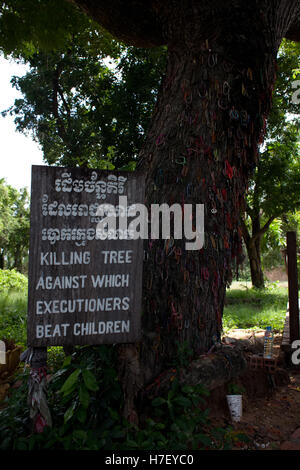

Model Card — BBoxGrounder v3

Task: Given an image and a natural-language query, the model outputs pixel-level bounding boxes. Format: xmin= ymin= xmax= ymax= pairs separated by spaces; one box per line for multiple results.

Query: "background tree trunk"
xmin=247 ymin=237 xmax=265 ymax=289
xmin=241 ymin=203 xmax=279 ymax=288
xmin=13 ymin=247 xmax=23 ymax=273
xmin=242 ymin=209 xmax=266 ymax=288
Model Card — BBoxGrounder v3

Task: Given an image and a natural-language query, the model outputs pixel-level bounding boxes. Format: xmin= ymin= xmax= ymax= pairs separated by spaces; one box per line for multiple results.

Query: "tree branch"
xmin=68 ymin=0 xmax=164 ymax=47
xmin=240 ymin=215 xmax=251 ymax=247
xmin=285 ymin=6 xmax=300 ymax=42
xmin=52 ymin=67 xmax=68 ymax=140
xmin=245 ymin=203 xmax=255 ymax=219
xmin=252 ymin=215 xmax=277 ymax=242
xmin=57 ymin=86 xmax=71 ymax=123
xmin=70 ymin=0 xmax=300 ymax=47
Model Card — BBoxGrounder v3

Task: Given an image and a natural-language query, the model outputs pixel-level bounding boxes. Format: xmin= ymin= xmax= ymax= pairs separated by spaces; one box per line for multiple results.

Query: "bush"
xmin=0 ymin=270 xmax=28 ymax=346
xmin=0 ymin=269 xmax=28 ymax=293
xmin=0 ymin=292 xmax=27 ymax=346
xmin=0 ymin=345 xmax=243 ymax=450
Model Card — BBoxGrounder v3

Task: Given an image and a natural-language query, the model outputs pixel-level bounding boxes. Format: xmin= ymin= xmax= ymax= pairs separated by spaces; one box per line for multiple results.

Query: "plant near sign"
xmin=59 ymin=358 xmax=99 ymax=425
xmin=0 ymin=345 xmax=248 ymax=450
xmin=50 ymin=346 xmax=122 ymax=432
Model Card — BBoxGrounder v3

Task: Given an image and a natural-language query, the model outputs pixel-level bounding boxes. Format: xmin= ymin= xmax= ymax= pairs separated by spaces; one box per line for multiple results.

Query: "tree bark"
xmin=136 ymin=2 xmax=287 ymax=387
xmin=143 ymin=346 xmax=248 ymax=400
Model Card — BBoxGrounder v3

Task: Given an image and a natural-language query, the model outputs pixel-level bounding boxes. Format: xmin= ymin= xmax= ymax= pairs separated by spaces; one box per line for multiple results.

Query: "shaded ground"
xmin=215 ymin=329 xmax=300 ymax=450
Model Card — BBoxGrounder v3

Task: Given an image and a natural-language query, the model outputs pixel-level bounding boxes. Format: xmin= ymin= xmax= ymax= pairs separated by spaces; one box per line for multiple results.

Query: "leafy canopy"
xmin=0 ymin=0 xmax=118 ymax=58
xmin=245 ymin=40 xmax=300 ymax=226
xmin=2 ymin=32 xmax=166 ymax=168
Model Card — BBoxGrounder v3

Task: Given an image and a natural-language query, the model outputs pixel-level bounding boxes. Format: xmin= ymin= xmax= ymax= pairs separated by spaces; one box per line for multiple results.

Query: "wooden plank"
xmin=27 ymin=165 xmax=145 ymax=347
xmin=287 ymin=231 xmax=299 ymax=343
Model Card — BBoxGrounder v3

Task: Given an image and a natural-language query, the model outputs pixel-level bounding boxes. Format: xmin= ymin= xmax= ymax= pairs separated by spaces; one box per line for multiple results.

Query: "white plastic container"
xmin=226 ymin=394 xmax=242 ymax=422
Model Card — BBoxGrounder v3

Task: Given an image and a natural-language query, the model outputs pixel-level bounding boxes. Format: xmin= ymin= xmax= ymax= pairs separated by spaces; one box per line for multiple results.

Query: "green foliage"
xmin=0 ymin=345 xmax=123 ymax=450
xmin=169 ymin=340 xmax=194 ymax=368
xmin=0 ymin=272 xmax=27 ymax=345
xmin=117 ymin=380 xmax=214 ymax=451
xmin=47 ymin=347 xmax=65 ymax=372
xmin=0 ymin=270 xmax=28 ymax=345
xmin=227 ymin=382 xmax=245 ymax=395
xmin=0 ymin=368 xmax=31 ymax=449
xmin=141 ymin=380 xmax=211 ymax=451
xmin=261 ymin=218 xmax=285 ymax=267
xmin=0 ymin=291 xmax=27 ymax=346
xmin=0 ymin=0 xmax=116 ymax=58
xmin=268 ymin=40 xmax=300 ymax=136
xmin=0 ymin=268 xmax=28 ymax=292
xmin=28 ymin=345 xmax=123 ymax=450
xmin=223 ymin=283 xmax=288 ymax=332
xmin=0 ymin=180 xmax=30 ymax=272
xmin=247 ymin=40 xmax=300 ymax=218
xmin=0 ymin=345 xmax=243 ymax=450
xmin=252 ymin=124 xmax=300 ymax=220
xmin=242 ymin=41 xmax=299 ymax=286
xmin=1 ymin=2 xmax=167 ymax=171
xmin=3 ymin=34 xmax=166 ymax=168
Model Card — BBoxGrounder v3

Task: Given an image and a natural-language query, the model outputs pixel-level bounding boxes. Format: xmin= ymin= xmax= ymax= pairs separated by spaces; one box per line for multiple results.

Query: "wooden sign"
xmin=27 ymin=165 xmax=145 ymax=347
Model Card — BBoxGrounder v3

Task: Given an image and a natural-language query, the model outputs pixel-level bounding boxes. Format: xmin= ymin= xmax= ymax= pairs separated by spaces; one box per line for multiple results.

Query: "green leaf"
xmin=197 ymin=434 xmax=212 ymax=447
xmin=151 ymin=397 xmax=166 ymax=407
xmin=15 ymin=438 xmax=28 ymax=450
xmin=60 ymin=369 xmax=81 ymax=395
xmin=108 ymin=407 xmax=120 ymax=422
xmin=82 ymin=369 xmax=99 ymax=392
xmin=72 ymin=430 xmax=88 ymax=442
xmin=62 ymin=355 xmax=72 ymax=368
xmin=76 ymin=406 xmax=87 ymax=424
xmin=79 ymin=384 xmax=90 ymax=409
xmin=174 ymin=396 xmax=192 ymax=408
xmin=111 ymin=427 xmax=125 ymax=439
xmin=64 ymin=401 xmax=77 ymax=424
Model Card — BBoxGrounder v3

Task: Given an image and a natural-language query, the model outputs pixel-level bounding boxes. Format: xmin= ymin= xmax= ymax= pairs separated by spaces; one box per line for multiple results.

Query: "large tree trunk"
xmin=135 ymin=2 xmax=288 ymax=387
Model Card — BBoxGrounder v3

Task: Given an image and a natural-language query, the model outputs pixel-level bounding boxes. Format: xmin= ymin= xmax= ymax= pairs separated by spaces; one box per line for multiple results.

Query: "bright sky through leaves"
xmin=0 ymin=56 xmax=44 ymax=190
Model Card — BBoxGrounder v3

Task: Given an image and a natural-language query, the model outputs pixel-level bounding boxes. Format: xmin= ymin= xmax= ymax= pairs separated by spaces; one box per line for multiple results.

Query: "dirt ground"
xmin=214 ymin=329 xmax=300 ymax=450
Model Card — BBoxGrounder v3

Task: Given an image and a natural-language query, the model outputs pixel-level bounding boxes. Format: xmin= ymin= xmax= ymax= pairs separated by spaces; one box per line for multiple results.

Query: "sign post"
xmin=287 ymin=231 xmax=299 ymax=344
xmin=27 ymin=165 xmax=145 ymax=431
